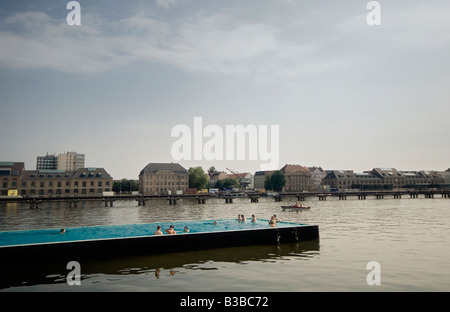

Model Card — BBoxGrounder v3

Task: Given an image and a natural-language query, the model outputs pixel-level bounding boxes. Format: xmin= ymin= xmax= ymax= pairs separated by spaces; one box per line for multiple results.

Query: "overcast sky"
xmin=1 ymin=0 xmax=449 ymax=179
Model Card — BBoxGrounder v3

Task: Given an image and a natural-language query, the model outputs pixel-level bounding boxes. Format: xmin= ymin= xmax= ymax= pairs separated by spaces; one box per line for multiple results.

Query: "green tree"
xmin=113 ymin=179 xmax=139 ymax=194
xmin=264 ymin=174 xmax=272 ymax=190
xmin=188 ymin=167 xmax=209 ymax=190
xmin=207 ymin=166 xmax=217 ymax=177
xmin=215 ymin=177 xmax=240 ymax=190
xmin=270 ymin=171 xmax=286 ymax=192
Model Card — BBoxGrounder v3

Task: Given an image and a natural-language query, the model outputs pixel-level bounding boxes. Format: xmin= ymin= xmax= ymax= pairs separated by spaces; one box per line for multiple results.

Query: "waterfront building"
xmin=36 ymin=154 xmax=58 ymax=170
xmin=232 ymin=172 xmax=254 ymax=189
xmin=441 ymin=169 xmax=450 ymax=187
xmin=308 ymin=167 xmax=327 ymax=191
xmin=280 ymin=164 xmax=313 ymax=192
xmin=209 ymin=171 xmax=228 ymax=186
xmin=371 ymin=168 xmax=404 ymax=189
xmin=19 ymin=168 xmax=113 ymax=197
xmin=254 ymin=170 xmax=275 ymax=190
xmin=322 ymin=170 xmax=382 ymax=191
xmin=57 ymin=152 xmax=85 ymax=171
xmin=399 ymin=171 xmax=427 ymax=189
xmin=418 ymin=170 xmax=445 ymax=188
xmin=322 ymin=167 xmax=448 ymax=191
xmin=0 ymin=162 xmax=25 ymax=196
xmin=139 ymin=163 xmax=189 ymax=195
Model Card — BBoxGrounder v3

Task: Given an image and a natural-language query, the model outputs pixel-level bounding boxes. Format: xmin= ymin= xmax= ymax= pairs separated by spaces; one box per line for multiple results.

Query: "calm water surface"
xmin=0 ymin=195 xmax=449 ymax=291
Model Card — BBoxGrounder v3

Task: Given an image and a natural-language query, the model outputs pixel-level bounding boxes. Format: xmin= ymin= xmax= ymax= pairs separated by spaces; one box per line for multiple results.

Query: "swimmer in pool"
xmin=154 ymin=225 xmax=163 ymax=235
xmin=269 ymin=215 xmax=281 ymax=227
xmin=60 ymin=228 xmax=65 ymax=234
xmin=241 ymin=214 xmax=246 ymax=222
xmin=237 ymin=214 xmax=242 ymax=222
xmin=164 ymin=225 xmax=177 ymax=235
xmin=184 ymin=226 xmax=189 ymax=233
xmin=251 ymin=214 xmax=256 ymax=223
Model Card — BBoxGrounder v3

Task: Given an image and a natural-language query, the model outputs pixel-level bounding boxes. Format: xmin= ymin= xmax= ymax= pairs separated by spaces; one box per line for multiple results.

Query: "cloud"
xmin=0 ymin=9 xmax=305 ymax=77
xmin=155 ymin=0 xmax=178 ymax=9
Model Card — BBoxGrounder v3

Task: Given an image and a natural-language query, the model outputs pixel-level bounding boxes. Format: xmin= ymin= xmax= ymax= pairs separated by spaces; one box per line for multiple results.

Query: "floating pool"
xmin=0 ymin=219 xmax=319 ymax=262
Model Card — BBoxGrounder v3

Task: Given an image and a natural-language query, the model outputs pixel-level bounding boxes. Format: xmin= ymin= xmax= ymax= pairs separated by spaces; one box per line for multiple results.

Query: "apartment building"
xmin=36 ymin=154 xmax=58 ymax=170
xmin=19 ymin=168 xmax=113 ymax=197
xmin=308 ymin=167 xmax=327 ymax=191
xmin=57 ymin=152 xmax=85 ymax=171
xmin=280 ymin=164 xmax=313 ymax=192
xmin=0 ymin=162 xmax=25 ymax=196
xmin=322 ymin=168 xmax=446 ymax=191
xmin=254 ymin=170 xmax=275 ymax=190
xmin=139 ymin=163 xmax=189 ymax=195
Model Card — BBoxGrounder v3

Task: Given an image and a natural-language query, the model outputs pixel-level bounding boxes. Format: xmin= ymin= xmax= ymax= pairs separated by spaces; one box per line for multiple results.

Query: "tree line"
xmin=189 ymin=166 xmax=286 ymax=191
xmin=113 ymin=167 xmax=287 ymax=193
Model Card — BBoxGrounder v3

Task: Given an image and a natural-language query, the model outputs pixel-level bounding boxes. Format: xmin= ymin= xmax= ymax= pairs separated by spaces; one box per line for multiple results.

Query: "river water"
xmin=0 ymin=195 xmax=449 ymax=292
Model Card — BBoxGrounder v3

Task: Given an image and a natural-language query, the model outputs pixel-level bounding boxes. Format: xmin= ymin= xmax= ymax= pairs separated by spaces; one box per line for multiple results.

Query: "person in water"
xmin=269 ymin=215 xmax=281 ymax=227
xmin=184 ymin=226 xmax=189 ymax=233
xmin=154 ymin=225 xmax=163 ymax=235
xmin=241 ymin=214 xmax=246 ymax=222
xmin=60 ymin=228 xmax=65 ymax=234
xmin=165 ymin=225 xmax=176 ymax=235
xmin=251 ymin=214 xmax=256 ymax=223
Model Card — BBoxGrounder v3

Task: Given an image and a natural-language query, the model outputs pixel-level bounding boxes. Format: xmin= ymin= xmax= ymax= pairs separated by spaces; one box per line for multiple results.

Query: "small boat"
xmin=281 ymin=203 xmax=311 ymax=211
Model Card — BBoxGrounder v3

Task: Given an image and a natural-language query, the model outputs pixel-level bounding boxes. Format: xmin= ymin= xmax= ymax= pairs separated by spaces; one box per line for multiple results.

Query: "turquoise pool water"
xmin=0 ymin=219 xmax=303 ymax=247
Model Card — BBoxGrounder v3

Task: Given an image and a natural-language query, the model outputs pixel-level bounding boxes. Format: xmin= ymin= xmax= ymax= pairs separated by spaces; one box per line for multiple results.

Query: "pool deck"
xmin=0 ymin=219 xmax=319 ymax=262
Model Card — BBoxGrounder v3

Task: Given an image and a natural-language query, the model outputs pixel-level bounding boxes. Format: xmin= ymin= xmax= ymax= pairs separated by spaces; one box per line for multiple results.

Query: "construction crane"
xmin=226 ymin=168 xmax=251 ymax=189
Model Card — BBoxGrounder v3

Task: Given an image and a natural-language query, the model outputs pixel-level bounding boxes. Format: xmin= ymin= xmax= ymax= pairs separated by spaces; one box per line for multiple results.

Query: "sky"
xmin=1 ymin=0 xmax=449 ymax=180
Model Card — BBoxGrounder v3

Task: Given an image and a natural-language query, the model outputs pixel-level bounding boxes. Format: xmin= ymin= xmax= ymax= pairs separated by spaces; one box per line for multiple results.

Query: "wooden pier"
xmin=2 ymin=189 xmax=449 ymax=208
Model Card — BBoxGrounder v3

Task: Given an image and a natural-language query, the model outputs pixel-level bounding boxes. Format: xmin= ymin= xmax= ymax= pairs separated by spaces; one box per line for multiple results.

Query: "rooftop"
xmin=139 ymin=163 xmax=188 ymax=176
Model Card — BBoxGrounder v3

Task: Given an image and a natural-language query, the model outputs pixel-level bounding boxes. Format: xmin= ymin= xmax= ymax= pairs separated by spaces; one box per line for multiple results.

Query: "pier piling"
xmin=197 ymin=197 xmax=206 ymax=204
xmin=224 ymin=197 xmax=233 ymax=203
xmin=67 ymin=199 xmax=79 ymax=208
xmin=136 ymin=197 xmax=147 ymax=206
xmin=103 ymin=198 xmax=115 ymax=207
xmin=250 ymin=196 xmax=259 ymax=203
xmin=27 ymin=199 xmax=41 ymax=209
xmin=273 ymin=195 xmax=282 ymax=202
xmin=167 ymin=197 xmax=178 ymax=205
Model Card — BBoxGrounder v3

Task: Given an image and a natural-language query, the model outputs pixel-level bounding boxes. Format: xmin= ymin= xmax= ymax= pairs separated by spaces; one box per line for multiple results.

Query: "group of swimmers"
xmin=237 ymin=214 xmax=257 ymax=222
xmin=153 ymin=214 xmax=283 ymax=235
xmin=153 ymin=225 xmax=190 ymax=235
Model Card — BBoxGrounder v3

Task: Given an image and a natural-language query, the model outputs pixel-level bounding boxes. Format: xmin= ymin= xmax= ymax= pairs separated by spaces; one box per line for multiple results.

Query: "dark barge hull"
xmin=0 ymin=225 xmax=319 ymax=263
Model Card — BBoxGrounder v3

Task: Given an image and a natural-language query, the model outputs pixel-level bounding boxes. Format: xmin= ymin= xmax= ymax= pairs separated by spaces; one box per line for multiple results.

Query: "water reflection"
xmin=0 ymin=240 xmax=319 ymax=291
